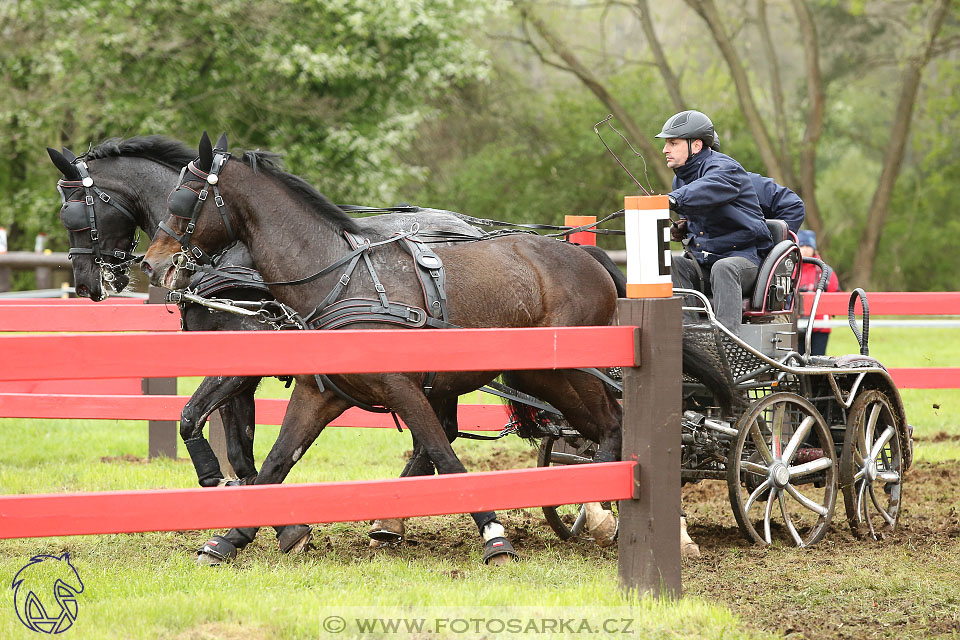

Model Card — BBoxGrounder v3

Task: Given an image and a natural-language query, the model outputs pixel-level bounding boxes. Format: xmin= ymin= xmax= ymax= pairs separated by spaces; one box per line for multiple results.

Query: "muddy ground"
xmin=325 ymin=445 xmax=960 ymax=640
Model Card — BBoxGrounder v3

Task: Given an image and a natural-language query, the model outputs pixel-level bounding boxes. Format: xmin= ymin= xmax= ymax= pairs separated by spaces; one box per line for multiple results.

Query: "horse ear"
xmin=61 ymin=147 xmax=78 ymax=163
xmin=47 ymin=147 xmax=80 ymax=180
xmin=215 ymin=132 xmax=228 ymax=152
xmin=198 ymin=131 xmax=213 ymax=172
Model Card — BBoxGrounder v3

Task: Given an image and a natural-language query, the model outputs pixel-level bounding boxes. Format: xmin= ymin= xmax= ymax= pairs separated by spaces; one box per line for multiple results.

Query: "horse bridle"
xmin=57 ymin=158 xmax=142 ymax=282
xmin=158 ymin=149 xmax=235 ymax=266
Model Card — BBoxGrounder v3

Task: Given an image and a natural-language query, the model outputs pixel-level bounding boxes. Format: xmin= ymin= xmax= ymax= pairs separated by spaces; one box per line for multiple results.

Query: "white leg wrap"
xmin=482 ymin=522 xmax=505 ymax=542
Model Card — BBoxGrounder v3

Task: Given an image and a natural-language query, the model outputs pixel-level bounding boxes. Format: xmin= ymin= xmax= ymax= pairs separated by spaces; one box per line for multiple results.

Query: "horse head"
xmin=142 ymin=132 xmax=255 ymax=290
xmin=48 ymin=146 xmax=145 ymax=299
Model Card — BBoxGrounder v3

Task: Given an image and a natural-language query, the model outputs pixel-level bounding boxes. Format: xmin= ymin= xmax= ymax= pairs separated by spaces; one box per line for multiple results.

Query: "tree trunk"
xmin=790 ymin=0 xmax=825 ymax=241
xmin=756 ymin=0 xmax=797 ymax=189
xmin=684 ymin=0 xmax=785 ymax=183
xmin=634 ymin=0 xmax=686 ymax=112
xmin=515 ymin=2 xmax=675 ymax=189
xmin=849 ymin=0 xmax=951 ymax=288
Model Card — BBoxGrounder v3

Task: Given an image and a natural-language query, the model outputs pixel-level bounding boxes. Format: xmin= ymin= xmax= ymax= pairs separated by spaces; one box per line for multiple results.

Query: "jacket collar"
xmin=673 ymin=146 xmax=712 ymax=182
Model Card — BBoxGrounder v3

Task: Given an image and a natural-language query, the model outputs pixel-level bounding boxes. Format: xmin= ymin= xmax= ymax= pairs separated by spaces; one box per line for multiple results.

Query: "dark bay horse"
xmin=142 ymin=133 xmax=624 ymax=564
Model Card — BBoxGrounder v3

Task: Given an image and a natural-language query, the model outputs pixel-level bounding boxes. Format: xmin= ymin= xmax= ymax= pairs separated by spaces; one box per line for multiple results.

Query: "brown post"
xmin=617 ymin=296 xmax=682 ymax=597
xmin=35 ymin=266 xmax=52 ymax=290
xmin=207 ymin=411 xmax=236 ymax=478
xmin=0 ymin=266 xmax=10 ymax=293
xmin=143 ymin=285 xmax=178 ymax=459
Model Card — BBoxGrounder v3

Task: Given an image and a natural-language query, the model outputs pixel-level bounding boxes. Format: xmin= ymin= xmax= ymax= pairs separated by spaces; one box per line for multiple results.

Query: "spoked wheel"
xmin=727 ymin=393 xmax=838 ymax=547
xmin=537 ymin=436 xmax=613 ymax=540
xmin=840 ymin=390 xmax=903 ymax=539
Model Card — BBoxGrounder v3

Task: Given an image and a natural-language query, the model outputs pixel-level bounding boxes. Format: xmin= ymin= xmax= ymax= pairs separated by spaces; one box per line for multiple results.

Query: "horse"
xmin=47 ymin=137 xmax=495 ymax=488
xmin=141 ymin=132 xmax=628 ymax=565
xmin=48 ymin=136 xmax=634 ymax=557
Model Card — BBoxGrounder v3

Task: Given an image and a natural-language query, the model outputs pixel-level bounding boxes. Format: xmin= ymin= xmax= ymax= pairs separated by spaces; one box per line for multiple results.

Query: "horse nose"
xmin=76 ymin=283 xmax=90 ymax=298
xmin=140 ymin=260 xmax=154 ymax=277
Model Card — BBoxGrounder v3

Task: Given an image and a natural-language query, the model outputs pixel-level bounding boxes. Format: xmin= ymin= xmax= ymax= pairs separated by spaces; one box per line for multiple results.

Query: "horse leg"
xmin=181 ymin=375 xmax=259 ymax=487
xmin=680 ymin=514 xmax=701 ymax=558
xmin=382 ymin=379 xmax=517 ymax=565
xmin=216 ymin=388 xmax=260 ymax=484
xmin=197 ymin=380 xmax=351 ymax=566
xmin=503 ymin=370 xmax=622 ymax=547
xmin=369 ymin=397 xmax=457 ymax=546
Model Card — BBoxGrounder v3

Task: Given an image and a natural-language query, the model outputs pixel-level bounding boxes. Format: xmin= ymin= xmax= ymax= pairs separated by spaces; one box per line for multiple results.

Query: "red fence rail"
xmin=0 ymin=463 xmax=636 ymax=538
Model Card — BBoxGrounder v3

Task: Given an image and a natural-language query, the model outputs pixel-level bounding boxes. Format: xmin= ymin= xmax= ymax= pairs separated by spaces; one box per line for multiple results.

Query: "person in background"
xmin=797 ymin=229 xmax=840 ymax=355
xmin=711 ymin=134 xmax=805 ymax=234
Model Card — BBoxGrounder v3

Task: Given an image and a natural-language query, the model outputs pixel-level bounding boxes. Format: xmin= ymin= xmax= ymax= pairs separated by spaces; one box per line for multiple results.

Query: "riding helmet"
xmin=655 ymin=110 xmax=716 ymax=149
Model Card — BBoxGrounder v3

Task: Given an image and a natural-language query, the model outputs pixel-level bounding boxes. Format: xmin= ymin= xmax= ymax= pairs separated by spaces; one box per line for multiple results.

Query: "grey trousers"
xmin=673 ymin=254 xmax=759 ymax=336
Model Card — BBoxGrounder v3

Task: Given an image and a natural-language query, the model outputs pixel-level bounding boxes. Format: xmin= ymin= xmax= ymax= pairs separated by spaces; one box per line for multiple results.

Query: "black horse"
xmin=47 ymin=137 xmax=627 ymax=484
xmin=141 ymin=132 xmax=630 ymax=564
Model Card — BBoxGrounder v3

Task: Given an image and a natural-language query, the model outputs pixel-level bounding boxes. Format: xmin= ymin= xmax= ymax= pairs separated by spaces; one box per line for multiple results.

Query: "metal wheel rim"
xmin=727 ymin=392 xmax=838 ymax=547
xmin=537 ymin=437 xmax=610 ymax=540
xmin=840 ymin=390 xmax=903 ymax=539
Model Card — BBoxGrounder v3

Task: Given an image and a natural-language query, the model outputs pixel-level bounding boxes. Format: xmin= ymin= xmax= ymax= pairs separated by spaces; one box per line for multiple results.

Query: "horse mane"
xmin=84 ymin=135 xmax=197 ymax=170
xmin=239 ymin=150 xmax=360 ymax=233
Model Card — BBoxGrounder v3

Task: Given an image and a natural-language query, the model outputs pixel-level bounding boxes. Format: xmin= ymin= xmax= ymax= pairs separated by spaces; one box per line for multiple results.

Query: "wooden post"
xmin=0 ymin=267 xmax=10 ymax=293
xmin=616 ymin=295 xmax=682 ymax=597
xmin=207 ymin=411 xmax=236 ymax=478
xmin=564 ymin=215 xmax=597 ymax=246
xmin=143 ymin=285 xmax=178 ymax=459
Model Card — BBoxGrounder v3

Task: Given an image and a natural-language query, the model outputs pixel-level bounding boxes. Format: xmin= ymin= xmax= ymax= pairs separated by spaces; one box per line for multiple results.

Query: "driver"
xmin=657 ymin=110 xmax=773 ymax=335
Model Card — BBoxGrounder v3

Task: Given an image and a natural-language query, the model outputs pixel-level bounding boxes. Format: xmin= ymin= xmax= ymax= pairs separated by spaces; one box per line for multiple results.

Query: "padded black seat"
xmin=742 ymin=220 xmax=801 ymax=316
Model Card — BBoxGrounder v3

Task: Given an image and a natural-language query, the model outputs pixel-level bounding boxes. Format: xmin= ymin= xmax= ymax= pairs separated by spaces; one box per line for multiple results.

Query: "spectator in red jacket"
xmin=797 ymin=230 xmax=840 ymax=355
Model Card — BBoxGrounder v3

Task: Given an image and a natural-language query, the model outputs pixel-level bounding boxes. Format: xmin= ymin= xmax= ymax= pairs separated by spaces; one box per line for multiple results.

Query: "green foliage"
xmin=403 ymin=68 xmax=677 ymax=247
xmin=0 ymin=0 xmax=498 ymax=254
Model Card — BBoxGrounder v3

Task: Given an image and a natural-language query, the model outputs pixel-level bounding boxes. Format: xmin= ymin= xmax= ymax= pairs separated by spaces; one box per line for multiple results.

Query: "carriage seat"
xmin=742 ymin=220 xmax=801 ymax=318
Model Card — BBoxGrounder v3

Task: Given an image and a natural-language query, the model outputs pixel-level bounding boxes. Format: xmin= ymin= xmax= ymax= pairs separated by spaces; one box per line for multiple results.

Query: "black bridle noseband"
xmin=57 ymin=158 xmax=142 ymax=282
xmin=158 ymin=149 xmax=235 ymax=266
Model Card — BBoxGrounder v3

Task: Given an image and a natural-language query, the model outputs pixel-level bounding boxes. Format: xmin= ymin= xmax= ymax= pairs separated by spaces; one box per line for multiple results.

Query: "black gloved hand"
xmin=670 ymin=218 xmax=688 ymax=242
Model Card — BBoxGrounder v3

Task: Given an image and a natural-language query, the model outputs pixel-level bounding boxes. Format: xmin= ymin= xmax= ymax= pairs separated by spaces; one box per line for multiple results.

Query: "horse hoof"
xmin=682 ymin=541 xmax=701 ymax=558
xmin=278 ymin=524 xmax=313 ymax=554
xmin=483 ymin=537 xmax=519 ymax=565
xmin=196 ymin=536 xmax=237 ymax=566
xmin=592 ymin=512 xmax=619 ymax=548
xmin=368 ymin=519 xmax=405 ymax=544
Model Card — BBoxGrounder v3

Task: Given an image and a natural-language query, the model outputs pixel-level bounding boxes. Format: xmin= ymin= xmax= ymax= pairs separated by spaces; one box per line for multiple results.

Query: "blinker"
xmin=61 ymin=201 xmax=90 ymax=231
xmin=168 ymin=186 xmax=199 ymax=218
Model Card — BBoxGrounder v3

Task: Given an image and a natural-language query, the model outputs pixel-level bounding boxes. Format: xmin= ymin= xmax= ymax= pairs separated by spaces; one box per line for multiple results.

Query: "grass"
xmin=0 ymin=322 xmax=956 ymax=639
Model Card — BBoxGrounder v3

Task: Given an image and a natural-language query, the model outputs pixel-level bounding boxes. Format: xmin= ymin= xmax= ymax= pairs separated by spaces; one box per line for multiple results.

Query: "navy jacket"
xmin=670 ymin=148 xmax=773 ymax=267
xmin=749 ymin=172 xmax=805 ymax=234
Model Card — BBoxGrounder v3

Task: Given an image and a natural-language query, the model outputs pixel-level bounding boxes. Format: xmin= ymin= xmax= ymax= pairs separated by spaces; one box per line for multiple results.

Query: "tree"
xmin=0 ymin=0 xmax=496 ymax=255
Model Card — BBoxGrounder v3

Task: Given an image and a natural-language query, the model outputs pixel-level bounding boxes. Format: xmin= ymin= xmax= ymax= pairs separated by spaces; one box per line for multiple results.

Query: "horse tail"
xmin=681 ymin=339 xmax=743 ymax=414
xmin=578 ymin=245 xmax=626 ymax=297
xmin=500 ymin=373 xmax=553 ymax=442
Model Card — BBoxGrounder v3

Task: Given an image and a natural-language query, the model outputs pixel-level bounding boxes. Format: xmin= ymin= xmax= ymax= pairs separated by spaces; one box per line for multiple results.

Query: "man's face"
xmin=663 ymin=138 xmax=702 ymax=168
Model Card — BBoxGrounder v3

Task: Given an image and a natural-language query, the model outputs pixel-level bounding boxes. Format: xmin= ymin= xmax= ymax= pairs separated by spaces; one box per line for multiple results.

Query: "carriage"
xmin=538 ymin=220 xmax=912 ymax=547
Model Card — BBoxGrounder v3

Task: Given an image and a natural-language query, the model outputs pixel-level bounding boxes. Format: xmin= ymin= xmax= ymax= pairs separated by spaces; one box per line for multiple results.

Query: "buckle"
xmin=406 ymin=308 xmax=424 ymax=324
xmin=85 ymin=195 xmax=95 ymax=206
xmin=338 ymin=274 xmax=350 ymax=286
xmin=214 ymin=195 xmax=224 ymax=207
xmin=375 ymin=283 xmax=385 ymax=293
xmin=185 ymin=221 xmax=196 ymax=234
xmin=191 ymin=246 xmax=203 ymax=259
xmin=90 ymin=229 xmax=99 ymax=241
xmin=198 ymin=189 xmax=207 ymax=201
xmin=98 ymin=191 xmax=111 ymax=202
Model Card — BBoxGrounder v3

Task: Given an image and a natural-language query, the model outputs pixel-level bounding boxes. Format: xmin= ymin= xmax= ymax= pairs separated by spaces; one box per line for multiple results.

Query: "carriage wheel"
xmin=840 ymin=390 xmax=903 ymax=539
xmin=726 ymin=392 xmax=837 ymax=547
xmin=537 ymin=436 xmax=612 ymax=540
